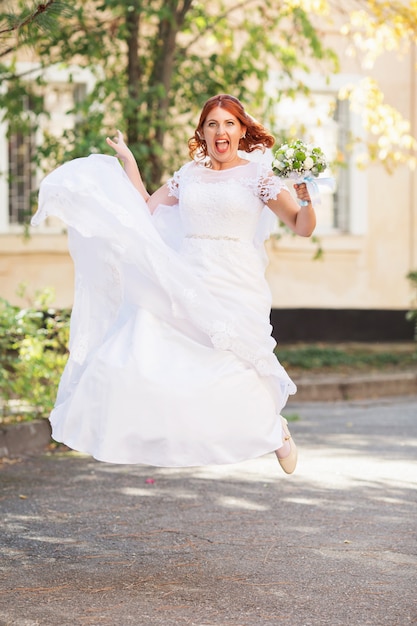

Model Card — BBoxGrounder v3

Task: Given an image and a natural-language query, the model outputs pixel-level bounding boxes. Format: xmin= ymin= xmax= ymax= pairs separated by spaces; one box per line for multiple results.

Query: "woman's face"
xmin=201 ymin=106 xmax=246 ymax=170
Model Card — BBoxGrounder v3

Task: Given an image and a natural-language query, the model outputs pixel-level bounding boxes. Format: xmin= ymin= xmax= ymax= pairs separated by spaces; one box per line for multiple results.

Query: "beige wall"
xmin=1 ymin=159 xmax=415 ymax=313
xmin=266 ymin=163 xmax=415 ymax=310
xmin=0 ymin=234 xmax=74 ymax=308
xmin=265 ymin=38 xmax=417 ymax=311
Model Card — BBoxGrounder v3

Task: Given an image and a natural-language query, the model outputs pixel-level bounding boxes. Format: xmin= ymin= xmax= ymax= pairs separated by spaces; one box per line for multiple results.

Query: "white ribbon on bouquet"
xmin=283 ymin=172 xmax=336 ymax=206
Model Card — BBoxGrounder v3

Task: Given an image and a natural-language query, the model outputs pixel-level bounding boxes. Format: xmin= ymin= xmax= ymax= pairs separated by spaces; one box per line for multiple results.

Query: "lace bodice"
xmin=167 ymin=161 xmax=287 ymax=242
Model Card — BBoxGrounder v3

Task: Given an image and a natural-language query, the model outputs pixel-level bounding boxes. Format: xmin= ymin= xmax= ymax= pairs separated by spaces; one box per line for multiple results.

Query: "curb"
xmin=291 ymin=370 xmax=417 ymax=402
xmin=0 ymin=419 xmax=52 ymax=459
xmin=1 ymin=372 xmax=416 ymax=459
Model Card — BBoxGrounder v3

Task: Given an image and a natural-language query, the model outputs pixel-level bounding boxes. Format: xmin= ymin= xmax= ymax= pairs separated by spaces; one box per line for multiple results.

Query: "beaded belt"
xmin=185 ymin=234 xmax=240 ymax=242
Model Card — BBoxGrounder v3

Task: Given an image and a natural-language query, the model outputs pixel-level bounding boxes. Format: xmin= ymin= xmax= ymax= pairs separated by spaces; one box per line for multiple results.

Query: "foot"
xmin=275 ymin=416 xmax=298 ymax=474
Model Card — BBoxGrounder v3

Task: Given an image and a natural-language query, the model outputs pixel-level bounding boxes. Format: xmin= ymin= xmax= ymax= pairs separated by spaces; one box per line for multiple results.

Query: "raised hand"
xmin=106 ymin=130 xmax=134 ymax=164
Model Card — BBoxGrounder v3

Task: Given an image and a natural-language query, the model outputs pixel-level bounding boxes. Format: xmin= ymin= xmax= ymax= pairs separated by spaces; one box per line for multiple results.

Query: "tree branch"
xmin=0 ymin=1 xmax=57 ymax=36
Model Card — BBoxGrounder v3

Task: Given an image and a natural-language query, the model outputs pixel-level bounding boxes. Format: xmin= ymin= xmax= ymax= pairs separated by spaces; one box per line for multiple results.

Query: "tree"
xmin=337 ymin=0 xmax=417 ymax=172
xmin=1 ymin=0 xmax=338 ymax=188
xmin=0 ymin=0 xmax=416 ymax=191
xmin=0 ymin=1 xmax=71 ymax=58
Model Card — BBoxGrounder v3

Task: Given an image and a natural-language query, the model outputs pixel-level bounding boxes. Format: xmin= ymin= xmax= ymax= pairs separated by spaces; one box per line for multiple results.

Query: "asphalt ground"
xmin=1 ymin=395 xmax=416 ymax=626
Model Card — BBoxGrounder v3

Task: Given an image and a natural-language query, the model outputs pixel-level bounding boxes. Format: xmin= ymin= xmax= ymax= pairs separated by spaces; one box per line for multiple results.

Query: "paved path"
xmin=1 ymin=396 xmax=416 ymax=626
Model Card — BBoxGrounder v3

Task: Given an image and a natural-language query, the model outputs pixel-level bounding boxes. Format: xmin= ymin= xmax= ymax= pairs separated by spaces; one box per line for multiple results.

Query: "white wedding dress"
xmin=31 ymin=154 xmax=296 ymax=466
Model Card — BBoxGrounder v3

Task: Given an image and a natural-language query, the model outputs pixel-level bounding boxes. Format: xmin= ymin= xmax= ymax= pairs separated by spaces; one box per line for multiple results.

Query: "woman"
xmin=32 ymin=94 xmax=316 ymax=472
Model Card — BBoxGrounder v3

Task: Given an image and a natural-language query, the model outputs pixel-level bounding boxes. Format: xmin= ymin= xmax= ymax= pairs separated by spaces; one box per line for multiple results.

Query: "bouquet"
xmin=272 ymin=140 xmax=331 ymax=206
xmin=272 ymin=139 xmax=328 ymax=178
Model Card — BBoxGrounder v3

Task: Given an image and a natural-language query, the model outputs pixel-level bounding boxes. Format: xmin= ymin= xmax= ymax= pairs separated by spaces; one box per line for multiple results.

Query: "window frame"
xmin=266 ymin=72 xmax=368 ymax=236
xmin=0 ymin=62 xmax=96 ymax=234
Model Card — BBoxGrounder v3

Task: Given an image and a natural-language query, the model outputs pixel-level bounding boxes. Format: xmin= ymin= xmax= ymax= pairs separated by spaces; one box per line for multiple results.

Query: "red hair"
xmin=188 ymin=94 xmax=275 ymax=161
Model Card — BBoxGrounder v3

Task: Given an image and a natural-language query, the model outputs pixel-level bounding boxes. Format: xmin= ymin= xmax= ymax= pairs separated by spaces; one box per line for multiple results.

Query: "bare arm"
xmin=106 ymin=130 xmax=177 ymax=214
xmin=267 ymin=181 xmax=316 ymax=237
xmin=106 ymin=131 xmax=150 ymax=201
xmin=147 ymin=183 xmax=177 ymax=214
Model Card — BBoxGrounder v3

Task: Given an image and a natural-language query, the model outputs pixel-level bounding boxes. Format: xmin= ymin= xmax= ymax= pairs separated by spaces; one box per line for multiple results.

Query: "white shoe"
xmin=275 ymin=416 xmax=298 ymax=474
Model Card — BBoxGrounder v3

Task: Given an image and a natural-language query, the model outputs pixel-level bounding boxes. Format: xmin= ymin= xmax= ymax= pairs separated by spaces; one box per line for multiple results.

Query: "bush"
xmin=0 ymin=288 xmax=70 ymax=422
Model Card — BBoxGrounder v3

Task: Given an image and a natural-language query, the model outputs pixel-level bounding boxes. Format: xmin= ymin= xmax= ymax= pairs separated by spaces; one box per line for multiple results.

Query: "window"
xmin=272 ymin=92 xmax=343 ymax=234
xmin=333 ymin=98 xmax=350 ymax=232
xmin=8 ymin=102 xmax=37 ymax=225
xmin=0 ymin=63 xmax=96 ymax=233
xmin=268 ymin=73 xmax=367 ymax=236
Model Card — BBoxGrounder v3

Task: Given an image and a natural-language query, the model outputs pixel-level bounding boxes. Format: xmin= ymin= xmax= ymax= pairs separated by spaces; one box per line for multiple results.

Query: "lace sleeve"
xmin=166 ymin=162 xmax=195 ymax=199
xmin=256 ymin=164 xmax=289 ymax=203
xmin=166 ymin=169 xmax=180 ymax=199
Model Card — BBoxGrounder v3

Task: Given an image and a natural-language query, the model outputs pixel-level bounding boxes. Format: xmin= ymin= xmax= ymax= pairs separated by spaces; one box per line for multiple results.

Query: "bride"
xmin=32 ymin=94 xmax=316 ymax=473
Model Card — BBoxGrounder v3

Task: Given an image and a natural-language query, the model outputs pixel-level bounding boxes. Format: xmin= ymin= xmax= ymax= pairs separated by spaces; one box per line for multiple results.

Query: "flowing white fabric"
xmin=31 ymin=154 xmax=296 ymax=466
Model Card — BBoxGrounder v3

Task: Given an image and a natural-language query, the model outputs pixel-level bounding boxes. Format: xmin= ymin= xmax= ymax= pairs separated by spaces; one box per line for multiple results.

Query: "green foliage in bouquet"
xmin=272 ymin=140 xmax=328 ymax=178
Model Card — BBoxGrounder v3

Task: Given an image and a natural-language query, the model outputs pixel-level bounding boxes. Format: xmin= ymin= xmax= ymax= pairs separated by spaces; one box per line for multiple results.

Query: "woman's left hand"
xmin=294 ymin=182 xmax=312 ymax=205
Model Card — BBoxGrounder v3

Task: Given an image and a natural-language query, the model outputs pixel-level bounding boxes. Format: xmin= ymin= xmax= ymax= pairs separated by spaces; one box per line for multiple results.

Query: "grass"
xmin=275 ymin=342 xmax=417 ymax=377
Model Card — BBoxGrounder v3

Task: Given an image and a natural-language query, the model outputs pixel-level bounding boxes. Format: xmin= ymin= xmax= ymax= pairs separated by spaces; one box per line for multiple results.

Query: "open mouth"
xmin=215 ymin=139 xmax=229 ymax=153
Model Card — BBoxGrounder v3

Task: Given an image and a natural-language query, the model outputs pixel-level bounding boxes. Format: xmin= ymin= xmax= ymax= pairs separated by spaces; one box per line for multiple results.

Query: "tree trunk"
xmin=125 ymin=5 xmax=141 ymax=147
xmin=148 ymin=0 xmax=194 ymax=186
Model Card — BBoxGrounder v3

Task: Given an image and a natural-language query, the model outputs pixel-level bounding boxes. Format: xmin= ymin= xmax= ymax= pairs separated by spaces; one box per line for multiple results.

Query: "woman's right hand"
xmin=106 ymin=130 xmax=134 ymax=164
xmin=106 ymin=130 xmax=150 ymax=202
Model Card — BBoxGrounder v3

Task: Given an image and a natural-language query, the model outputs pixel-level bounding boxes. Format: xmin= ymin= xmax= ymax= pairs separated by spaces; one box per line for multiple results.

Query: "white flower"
xmin=272 ymin=140 xmax=328 ymax=178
